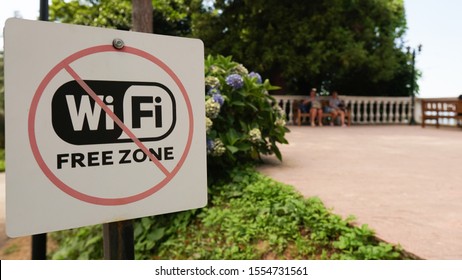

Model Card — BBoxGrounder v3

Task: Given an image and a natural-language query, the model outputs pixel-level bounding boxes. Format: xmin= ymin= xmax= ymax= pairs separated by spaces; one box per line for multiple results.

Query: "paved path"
xmin=257 ymin=125 xmax=462 ymax=260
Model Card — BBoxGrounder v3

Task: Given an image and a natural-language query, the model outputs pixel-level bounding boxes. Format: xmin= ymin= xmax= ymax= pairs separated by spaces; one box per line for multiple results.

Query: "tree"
xmin=49 ymin=0 xmax=414 ymax=96
xmin=50 ymin=0 xmax=132 ymax=30
xmin=132 ymin=0 xmax=153 ymax=33
xmin=192 ymin=0 xmax=413 ymax=96
xmin=50 ymin=0 xmax=195 ymax=36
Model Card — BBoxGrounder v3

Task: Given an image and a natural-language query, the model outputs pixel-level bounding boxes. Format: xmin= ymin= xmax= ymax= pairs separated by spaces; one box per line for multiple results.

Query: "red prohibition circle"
xmin=28 ymin=45 xmax=194 ymax=206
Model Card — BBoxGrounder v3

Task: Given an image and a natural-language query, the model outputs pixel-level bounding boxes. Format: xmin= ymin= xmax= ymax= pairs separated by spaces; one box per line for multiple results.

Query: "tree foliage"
xmin=50 ymin=0 xmax=196 ymax=36
xmin=50 ymin=0 xmax=132 ymax=30
xmin=49 ymin=0 xmax=416 ymax=96
xmin=193 ymin=0 xmax=413 ymax=96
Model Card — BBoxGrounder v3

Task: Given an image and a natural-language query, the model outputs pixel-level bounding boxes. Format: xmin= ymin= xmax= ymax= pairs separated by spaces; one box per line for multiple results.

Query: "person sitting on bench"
xmin=325 ymin=90 xmax=346 ymax=127
xmin=302 ymin=88 xmax=323 ymax=127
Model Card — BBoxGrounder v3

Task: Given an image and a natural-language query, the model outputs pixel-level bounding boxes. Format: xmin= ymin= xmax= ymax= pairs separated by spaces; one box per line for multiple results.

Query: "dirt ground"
xmin=1 ymin=236 xmax=38 ymax=260
xmin=0 ymin=236 xmax=58 ymax=260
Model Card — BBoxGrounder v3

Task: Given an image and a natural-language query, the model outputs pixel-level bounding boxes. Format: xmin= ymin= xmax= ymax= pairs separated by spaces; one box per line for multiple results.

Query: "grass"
xmin=2 ymin=244 xmax=20 ymax=255
xmin=51 ymin=165 xmax=411 ymax=260
xmin=0 ymin=148 xmax=4 ymax=172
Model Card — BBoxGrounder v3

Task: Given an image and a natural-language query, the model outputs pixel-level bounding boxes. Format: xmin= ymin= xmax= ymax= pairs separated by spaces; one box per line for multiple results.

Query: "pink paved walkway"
xmin=257 ymin=125 xmax=462 ymax=260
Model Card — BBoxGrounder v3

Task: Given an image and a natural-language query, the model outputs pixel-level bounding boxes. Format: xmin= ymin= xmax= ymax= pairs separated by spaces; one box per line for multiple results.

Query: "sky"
xmin=1 ymin=0 xmax=462 ymax=98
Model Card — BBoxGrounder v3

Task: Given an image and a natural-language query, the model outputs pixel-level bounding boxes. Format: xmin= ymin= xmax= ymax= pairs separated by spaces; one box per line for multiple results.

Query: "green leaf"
xmin=231 ymin=101 xmax=246 ymax=106
xmin=226 ymin=145 xmax=239 ymax=154
xmin=141 ymin=217 xmax=152 ymax=230
xmin=224 ymin=129 xmax=240 ymax=145
xmin=149 ymin=227 xmax=166 ymax=242
xmin=273 ymin=146 xmax=283 ymax=161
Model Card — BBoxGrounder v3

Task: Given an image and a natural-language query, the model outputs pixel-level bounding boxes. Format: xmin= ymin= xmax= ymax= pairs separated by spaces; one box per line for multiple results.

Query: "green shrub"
xmin=52 ymin=225 xmax=103 ymax=260
xmin=204 ymin=55 xmax=288 ymax=178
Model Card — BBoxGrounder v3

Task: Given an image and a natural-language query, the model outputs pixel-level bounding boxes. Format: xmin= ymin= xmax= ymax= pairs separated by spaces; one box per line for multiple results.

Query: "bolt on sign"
xmin=4 ymin=19 xmax=207 ymax=237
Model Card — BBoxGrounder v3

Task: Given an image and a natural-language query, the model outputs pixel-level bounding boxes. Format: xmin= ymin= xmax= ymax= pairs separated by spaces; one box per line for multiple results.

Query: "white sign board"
xmin=4 ymin=19 xmax=207 ymax=237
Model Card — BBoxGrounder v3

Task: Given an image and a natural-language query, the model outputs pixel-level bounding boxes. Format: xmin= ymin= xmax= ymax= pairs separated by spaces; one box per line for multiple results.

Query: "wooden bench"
xmin=421 ymin=98 xmax=462 ymax=128
xmin=292 ymin=99 xmax=351 ymax=126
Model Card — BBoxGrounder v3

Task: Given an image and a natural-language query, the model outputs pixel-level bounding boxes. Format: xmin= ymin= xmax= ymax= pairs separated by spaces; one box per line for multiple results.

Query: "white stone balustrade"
xmin=272 ymin=95 xmax=425 ymax=125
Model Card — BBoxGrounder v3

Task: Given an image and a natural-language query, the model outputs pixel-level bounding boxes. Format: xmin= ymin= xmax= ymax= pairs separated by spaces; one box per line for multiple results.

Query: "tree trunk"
xmin=132 ymin=0 xmax=153 ymax=33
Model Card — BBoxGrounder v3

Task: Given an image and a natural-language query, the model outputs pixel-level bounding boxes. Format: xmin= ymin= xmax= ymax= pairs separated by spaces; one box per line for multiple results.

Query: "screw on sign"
xmin=112 ymin=38 xmax=125 ymax=49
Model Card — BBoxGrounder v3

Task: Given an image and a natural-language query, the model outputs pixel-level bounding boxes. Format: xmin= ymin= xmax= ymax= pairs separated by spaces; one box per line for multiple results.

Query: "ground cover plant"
xmin=51 ymin=166 xmax=408 ymax=260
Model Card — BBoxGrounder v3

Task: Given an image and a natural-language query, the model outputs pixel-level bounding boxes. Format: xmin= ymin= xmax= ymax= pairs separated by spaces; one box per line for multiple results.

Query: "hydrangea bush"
xmin=204 ymin=55 xmax=289 ymax=173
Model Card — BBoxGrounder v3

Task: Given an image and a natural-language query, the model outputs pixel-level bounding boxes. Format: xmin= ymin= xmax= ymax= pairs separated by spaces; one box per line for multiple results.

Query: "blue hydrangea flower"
xmin=248 ymin=72 xmax=262 ymax=84
xmin=207 ymin=87 xmax=221 ymax=96
xmin=225 ymin=74 xmax=244 ymax=89
xmin=212 ymin=93 xmax=224 ymax=106
xmin=206 ymin=138 xmax=214 ymax=153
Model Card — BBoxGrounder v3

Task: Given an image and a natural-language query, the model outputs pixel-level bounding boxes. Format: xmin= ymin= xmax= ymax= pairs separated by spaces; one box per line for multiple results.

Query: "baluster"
xmin=395 ymin=101 xmax=400 ymax=123
xmin=370 ymin=101 xmax=375 ymax=123
xmin=350 ymin=101 xmax=356 ymax=124
xmin=376 ymin=100 xmax=382 ymax=124
xmin=287 ymin=100 xmax=293 ymax=124
xmin=395 ymin=102 xmax=400 ymax=123
xmin=362 ymin=101 xmax=368 ymax=124
xmin=382 ymin=102 xmax=388 ymax=123
xmin=389 ymin=102 xmax=395 ymax=123
xmin=354 ymin=101 xmax=359 ymax=124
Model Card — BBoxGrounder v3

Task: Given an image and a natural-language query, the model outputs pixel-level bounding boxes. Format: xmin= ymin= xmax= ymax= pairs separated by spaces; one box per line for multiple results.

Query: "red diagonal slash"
xmin=64 ymin=65 xmax=171 ymax=177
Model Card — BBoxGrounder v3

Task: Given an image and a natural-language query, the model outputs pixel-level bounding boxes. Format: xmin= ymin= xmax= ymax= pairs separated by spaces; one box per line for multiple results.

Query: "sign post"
xmin=4 ymin=19 xmax=207 ymax=256
xmin=103 ymin=221 xmax=134 ymax=260
xmin=31 ymin=0 xmax=50 ymax=261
